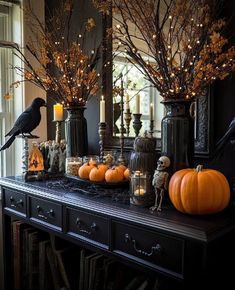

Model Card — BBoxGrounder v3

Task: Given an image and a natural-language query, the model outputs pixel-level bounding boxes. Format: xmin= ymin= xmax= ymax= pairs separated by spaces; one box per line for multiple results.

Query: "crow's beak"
xmin=43 ymin=103 xmax=47 ymax=107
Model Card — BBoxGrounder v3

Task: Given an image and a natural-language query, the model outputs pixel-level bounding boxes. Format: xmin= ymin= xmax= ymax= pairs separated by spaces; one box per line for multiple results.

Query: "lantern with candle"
xmin=130 ymin=171 xmax=154 ymax=207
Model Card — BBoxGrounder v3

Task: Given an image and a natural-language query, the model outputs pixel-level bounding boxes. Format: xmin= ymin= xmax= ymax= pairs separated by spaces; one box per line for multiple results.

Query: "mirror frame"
xmin=101 ymin=13 xmax=214 ymax=157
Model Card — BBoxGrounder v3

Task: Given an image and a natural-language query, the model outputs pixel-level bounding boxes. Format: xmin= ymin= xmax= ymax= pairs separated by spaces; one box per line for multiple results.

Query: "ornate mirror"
xmin=101 ymin=7 xmax=214 ymax=157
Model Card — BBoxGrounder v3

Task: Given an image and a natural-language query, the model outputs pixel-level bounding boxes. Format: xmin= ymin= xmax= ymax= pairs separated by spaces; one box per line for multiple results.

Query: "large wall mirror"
xmin=102 ymin=9 xmax=214 ymax=157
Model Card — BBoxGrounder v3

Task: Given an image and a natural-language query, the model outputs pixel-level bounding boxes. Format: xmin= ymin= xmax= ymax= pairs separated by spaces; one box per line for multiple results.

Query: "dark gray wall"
xmin=46 ymin=0 xmax=235 ymax=179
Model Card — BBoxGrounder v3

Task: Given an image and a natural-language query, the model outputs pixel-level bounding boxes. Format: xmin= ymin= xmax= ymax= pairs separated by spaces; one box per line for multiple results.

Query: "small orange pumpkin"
xmin=116 ymin=164 xmax=127 ymax=173
xmin=98 ymin=163 xmax=109 ymax=174
xmin=124 ymin=168 xmax=130 ymax=180
xmin=169 ymin=165 xmax=230 ymax=215
xmin=116 ymin=164 xmax=127 ymax=180
xmin=89 ymin=166 xmax=106 ymax=182
xmin=78 ymin=162 xmax=95 ymax=179
xmin=105 ymin=167 xmax=123 ymax=183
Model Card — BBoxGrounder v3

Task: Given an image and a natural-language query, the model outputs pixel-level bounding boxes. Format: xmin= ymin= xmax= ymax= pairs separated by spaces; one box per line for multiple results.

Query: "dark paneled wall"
xmin=46 ymin=0 xmax=102 ymax=154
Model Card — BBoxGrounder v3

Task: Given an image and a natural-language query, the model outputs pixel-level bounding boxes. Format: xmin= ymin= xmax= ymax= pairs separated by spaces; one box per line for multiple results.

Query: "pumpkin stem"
xmin=196 ymin=165 xmax=203 ymax=172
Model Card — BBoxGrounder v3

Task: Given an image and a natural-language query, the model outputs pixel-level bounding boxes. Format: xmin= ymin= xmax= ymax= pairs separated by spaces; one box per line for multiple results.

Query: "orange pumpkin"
xmin=89 ymin=166 xmax=106 ymax=182
xmin=124 ymin=168 xmax=130 ymax=180
xmin=169 ymin=165 xmax=230 ymax=215
xmin=116 ymin=164 xmax=127 ymax=180
xmin=98 ymin=163 xmax=109 ymax=174
xmin=78 ymin=162 xmax=95 ymax=179
xmin=105 ymin=167 xmax=123 ymax=183
xmin=117 ymin=164 xmax=127 ymax=173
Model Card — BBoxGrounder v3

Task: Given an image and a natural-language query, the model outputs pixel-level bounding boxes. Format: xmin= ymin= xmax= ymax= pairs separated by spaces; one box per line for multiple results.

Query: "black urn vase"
xmin=161 ymin=100 xmax=194 ymax=172
xmin=65 ymin=106 xmax=88 ymax=157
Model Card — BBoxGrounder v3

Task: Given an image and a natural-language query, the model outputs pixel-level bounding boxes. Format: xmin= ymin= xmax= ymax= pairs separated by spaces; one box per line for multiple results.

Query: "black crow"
xmin=0 ymin=97 xmax=46 ymax=151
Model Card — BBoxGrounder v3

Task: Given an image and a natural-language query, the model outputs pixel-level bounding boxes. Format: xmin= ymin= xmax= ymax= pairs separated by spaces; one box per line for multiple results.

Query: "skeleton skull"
xmin=157 ymin=156 xmax=171 ymax=171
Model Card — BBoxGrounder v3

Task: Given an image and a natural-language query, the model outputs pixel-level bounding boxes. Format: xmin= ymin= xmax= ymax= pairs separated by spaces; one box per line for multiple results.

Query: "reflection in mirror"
xmin=112 ymin=60 xmax=164 ymax=138
xmin=112 ymin=15 xmax=164 ymax=139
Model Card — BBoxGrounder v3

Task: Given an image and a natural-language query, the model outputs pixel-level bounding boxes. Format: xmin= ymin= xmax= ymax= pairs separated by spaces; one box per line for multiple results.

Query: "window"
xmin=0 ymin=1 xmax=21 ymax=176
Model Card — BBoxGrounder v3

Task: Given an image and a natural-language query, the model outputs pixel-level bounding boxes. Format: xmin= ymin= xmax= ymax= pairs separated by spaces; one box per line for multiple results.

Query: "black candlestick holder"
xmin=98 ymin=122 xmax=106 ymax=163
xmin=117 ymin=76 xmax=126 ymax=165
xmin=124 ymin=109 xmax=132 ymax=137
xmin=149 ymin=119 xmax=154 ymax=138
xmin=133 ymin=113 xmax=142 ymax=137
xmin=53 ymin=120 xmax=64 ymax=144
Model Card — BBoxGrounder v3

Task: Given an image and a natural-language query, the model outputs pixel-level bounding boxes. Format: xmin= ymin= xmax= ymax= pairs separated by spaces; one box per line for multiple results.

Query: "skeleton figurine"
xmin=150 ymin=156 xmax=171 ymax=212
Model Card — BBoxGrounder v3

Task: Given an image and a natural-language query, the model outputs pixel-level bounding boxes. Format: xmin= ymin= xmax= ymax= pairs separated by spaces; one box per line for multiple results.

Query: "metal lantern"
xmin=130 ymin=171 xmax=154 ymax=206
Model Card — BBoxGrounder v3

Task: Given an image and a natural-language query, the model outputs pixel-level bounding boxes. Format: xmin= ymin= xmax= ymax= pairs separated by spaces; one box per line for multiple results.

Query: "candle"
xmin=134 ymin=186 xmax=146 ymax=196
xmin=100 ymin=95 xmax=105 ymax=123
xmin=150 ymin=102 xmax=154 ymax=120
xmin=135 ymin=94 xmax=140 ymax=114
xmin=125 ymin=94 xmax=130 ymax=111
xmin=53 ymin=103 xmax=63 ymax=121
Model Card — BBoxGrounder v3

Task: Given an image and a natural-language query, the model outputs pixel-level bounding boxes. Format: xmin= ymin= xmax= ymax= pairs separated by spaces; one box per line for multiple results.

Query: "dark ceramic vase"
xmin=65 ymin=106 xmax=88 ymax=157
xmin=129 ymin=136 xmax=157 ymax=176
xmin=161 ymin=100 xmax=194 ymax=172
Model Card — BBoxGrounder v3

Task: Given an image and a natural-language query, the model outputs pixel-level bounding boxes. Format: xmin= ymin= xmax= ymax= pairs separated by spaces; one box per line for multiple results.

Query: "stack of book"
xmin=11 ymin=220 xmax=171 ymax=290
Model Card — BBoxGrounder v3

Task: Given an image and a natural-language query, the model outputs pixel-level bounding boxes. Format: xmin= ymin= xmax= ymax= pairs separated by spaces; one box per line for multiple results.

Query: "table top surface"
xmin=1 ymin=176 xmax=235 ymax=242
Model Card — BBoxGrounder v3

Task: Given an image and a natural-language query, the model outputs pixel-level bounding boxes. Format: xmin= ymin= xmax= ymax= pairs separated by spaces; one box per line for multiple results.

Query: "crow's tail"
xmin=0 ymin=134 xmax=16 ymax=151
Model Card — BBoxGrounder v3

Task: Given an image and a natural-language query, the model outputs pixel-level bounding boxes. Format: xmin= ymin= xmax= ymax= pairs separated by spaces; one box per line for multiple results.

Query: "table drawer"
xmin=29 ymin=197 xmax=62 ymax=230
xmin=67 ymin=207 xmax=109 ymax=247
xmin=4 ymin=188 xmax=26 ymax=216
xmin=113 ymin=221 xmax=184 ymax=277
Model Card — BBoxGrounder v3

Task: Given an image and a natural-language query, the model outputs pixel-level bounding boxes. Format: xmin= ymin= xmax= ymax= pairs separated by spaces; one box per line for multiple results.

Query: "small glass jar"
xmin=65 ymin=157 xmax=82 ymax=176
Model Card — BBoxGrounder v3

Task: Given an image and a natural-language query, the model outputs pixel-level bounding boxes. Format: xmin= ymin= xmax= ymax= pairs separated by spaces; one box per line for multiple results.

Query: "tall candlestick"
xmin=100 ymin=95 xmax=105 ymax=123
xmin=53 ymin=103 xmax=63 ymax=121
xmin=150 ymin=102 xmax=154 ymax=120
xmin=125 ymin=94 xmax=130 ymax=111
xmin=135 ymin=94 xmax=140 ymax=114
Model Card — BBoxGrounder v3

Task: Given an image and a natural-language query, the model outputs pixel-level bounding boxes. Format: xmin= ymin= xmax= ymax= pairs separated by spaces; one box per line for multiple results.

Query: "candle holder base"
xmin=98 ymin=122 xmax=106 ymax=163
xmin=149 ymin=119 xmax=154 ymax=138
xmin=133 ymin=113 xmax=142 ymax=137
xmin=53 ymin=120 xmax=64 ymax=144
xmin=124 ymin=109 xmax=132 ymax=137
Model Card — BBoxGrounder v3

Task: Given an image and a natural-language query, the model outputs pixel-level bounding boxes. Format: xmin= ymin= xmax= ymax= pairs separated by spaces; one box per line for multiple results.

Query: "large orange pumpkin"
xmin=169 ymin=165 xmax=230 ymax=215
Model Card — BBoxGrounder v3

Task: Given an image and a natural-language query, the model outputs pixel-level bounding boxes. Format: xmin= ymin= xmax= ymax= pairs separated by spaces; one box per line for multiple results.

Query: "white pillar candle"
xmin=150 ymin=102 xmax=154 ymax=120
xmin=53 ymin=103 xmax=63 ymax=121
xmin=125 ymin=94 xmax=130 ymax=111
xmin=100 ymin=95 xmax=105 ymax=123
xmin=135 ymin=94 xmax=140 ymax=114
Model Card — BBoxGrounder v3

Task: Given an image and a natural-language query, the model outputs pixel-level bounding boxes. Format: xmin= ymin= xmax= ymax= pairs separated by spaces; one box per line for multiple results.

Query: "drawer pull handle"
xmin=36 ymin=205 xmax=54 ymax=220
xmin=124 ymin=234 xmax=161 ymax=257
xmin=10 ymin=196 xmax=23 ymax=208
xmin=76 ymin=218 xmax=97 ymax=235
xmin=47 ymin=209 xmax=55 ymax=217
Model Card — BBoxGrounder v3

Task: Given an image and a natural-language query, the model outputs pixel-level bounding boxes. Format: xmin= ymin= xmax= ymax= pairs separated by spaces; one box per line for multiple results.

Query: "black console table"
xmin=1 ymin=176 xmax=235 ymax=290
